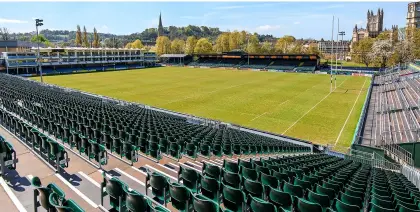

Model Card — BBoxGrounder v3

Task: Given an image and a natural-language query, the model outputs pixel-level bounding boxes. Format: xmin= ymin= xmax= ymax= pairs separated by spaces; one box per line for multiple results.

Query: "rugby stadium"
xmin=0 ymin=2 xmax=419 ymax=212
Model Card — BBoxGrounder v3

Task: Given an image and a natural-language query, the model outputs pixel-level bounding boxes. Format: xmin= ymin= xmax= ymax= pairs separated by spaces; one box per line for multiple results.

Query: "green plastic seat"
xmin=243 ymin=178 xmax=264 ymax=199
xmin=261 ymin=172 xmax=279 ymax=190
xmin=199 ymin=175 xmax=220 ymax=202
xmin=334 ymin=198 xmax=360 ymax=212
xmin=340 ymin=191 xmax=363 ymax=209
xmin=223 ymin=160 xmax=239 ymax=173
xmin=49 ymin=193 xmax=85 ymax=212
xmin=169 ymin=142 xmax=181 ymax=159
xmin=397 ymin=203 xmax=420 ymax=212
xmin=221 ymin=183 xmax=246 ymax=212
xmin=192 ymin=194 xmax=220 ymax=212
xmin=371 ymin=196 xmax=394 ymax=210
xmin=241 ymin=166 xmax=258 ymax=181
xmin=283 ymin=181 xmax=303 ymax=198
xmin=178 ymin=166 xmax=200 ymax=193
xmin=294 ymin=178 xmax=312 ymax=191
xmin=255 ymin=165 xmax=271 ymax=176
xmin=185 ymin=143 xmax=197 ymax=158
xmin=102 ymin=176 xmax=127 ymax=211
xmin=238 ymin=159 xmax=253 ymax=169
xmin=124 ymin=189 xmax=148 ymax=212
xmin=307 ymin=190 xmax=330 ymax=208
xmin=222 ymin=170 xmax=241 ymax=188
xmin=249 ymin=196 xmax=277 ymax=212
xmin=146 ymin=172 xmax=170 ymax=205
xmin=272 ymin=170 xmax=290 ymax=185
xmin=316 ymin=184 xmax=336 ymax=200
xmin=344 ymin=188 xmax=363 ymax=200
xmin=200 ymin=144 xmax=210 ymax=157
xmin=369 ymin=202 xmax=395 ymax=212
xmin=202 ymin=163 xmax=221 ymax=181
xmin=267 ymin=187 xmax=293 ymax=211
xmin=296 ymin=197 xmax=323 ymax=212
xmin=169 ymin=182 xmax=191 ymax=211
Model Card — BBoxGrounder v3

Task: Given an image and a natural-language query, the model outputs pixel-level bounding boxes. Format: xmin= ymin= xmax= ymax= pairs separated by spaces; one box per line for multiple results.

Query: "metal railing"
xmin=381 ymin=139 xmax=414 ymax=166
xmin=401 ymin=164 xmax=420 ymax=189
xmin=345 ymin=154 xmax=401 ymax=172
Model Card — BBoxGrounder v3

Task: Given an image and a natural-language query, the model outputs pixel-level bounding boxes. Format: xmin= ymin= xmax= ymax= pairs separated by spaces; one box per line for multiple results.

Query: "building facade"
xmin=0 ymin=41 xmax=45 ymax=55
xmin=352 ymin=9 xmax=384 ymax=43
xmin=1 ymin=47 xmax=158 ymax=75
xmin=407 ymin=2 xmax=420 ymax=29
xmin=317 ymin=41 xmax=350 ymax=55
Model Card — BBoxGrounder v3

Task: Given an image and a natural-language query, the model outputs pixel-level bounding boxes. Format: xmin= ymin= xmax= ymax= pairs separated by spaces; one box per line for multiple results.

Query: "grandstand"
xmin=188 ymin=51 xmax=320 ymax=72
xmin=1 ymin=47 xmax=158 ymax=76
xmin=0 ymin=60 xmax=420 ymax=212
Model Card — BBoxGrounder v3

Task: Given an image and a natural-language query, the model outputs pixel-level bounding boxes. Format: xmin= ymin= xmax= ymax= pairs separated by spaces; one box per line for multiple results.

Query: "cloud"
xmin=213 ymin=5 xmax=245 ymax=10
xmin=256 ymin=25 xmax=281 ymax=32
xmin=294 ymin=21 xmax=301 ymax=25
xmin=356 ymin=20 xmax=364 ymax=26
xmin=0 ymin=18 xmax=28 ymax=24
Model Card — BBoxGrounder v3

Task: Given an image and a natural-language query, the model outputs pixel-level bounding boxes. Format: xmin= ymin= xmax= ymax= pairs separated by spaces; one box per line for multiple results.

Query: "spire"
xmin=158 ymin=12 xmax=164 ymax=37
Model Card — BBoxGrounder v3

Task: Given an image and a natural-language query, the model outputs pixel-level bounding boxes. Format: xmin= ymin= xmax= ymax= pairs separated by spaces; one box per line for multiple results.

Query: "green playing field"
xmin=32 ymin=67 xmax=370 ymax=151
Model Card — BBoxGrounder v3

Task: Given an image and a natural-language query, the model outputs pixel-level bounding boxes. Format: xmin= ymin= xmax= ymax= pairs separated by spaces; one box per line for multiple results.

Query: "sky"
xmin=0 ymin=2 xmax=410 ymax=40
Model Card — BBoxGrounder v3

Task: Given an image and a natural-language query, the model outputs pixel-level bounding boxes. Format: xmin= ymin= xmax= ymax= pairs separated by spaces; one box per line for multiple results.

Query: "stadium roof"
xmin=0 ymin=40 xmax=45 ymax=48
xmin=160 ymin=54 xmax=189 ymax=58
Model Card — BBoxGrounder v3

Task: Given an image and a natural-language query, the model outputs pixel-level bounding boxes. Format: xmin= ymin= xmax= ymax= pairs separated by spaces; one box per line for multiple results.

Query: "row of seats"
xmin=0 ymin=111 xmax=69 ymax=172
xmin=32 ymin=176 xmax=84 ymax=212
xmin=0 ymin=135 xmax=18 ymax=176
xmin=0 ymin=74 xmax=309 ymax=164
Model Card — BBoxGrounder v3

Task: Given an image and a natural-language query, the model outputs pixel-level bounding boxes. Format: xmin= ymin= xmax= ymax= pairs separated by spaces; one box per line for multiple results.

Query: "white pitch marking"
xmin=282 ymin=78 xmax=349 ymax=135
xmin=114 ymin=168 xmax=145 ymax=186
xmin=78 ymin=172 xmax=100 ymax=188
xmin=0 ymin=177 xmax=27 ymax=212
xmin=334 ymin=78 xmax=368 ymax=146
xmin=55 ymin=173 xmax=98 ymax=208
xmin=145 ymin=165 xmax=178 ymax=181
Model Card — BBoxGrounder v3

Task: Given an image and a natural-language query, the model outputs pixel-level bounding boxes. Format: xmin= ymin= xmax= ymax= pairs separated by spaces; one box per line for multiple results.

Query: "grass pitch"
xmin=32 ymin=67 xmax=370 ymax=151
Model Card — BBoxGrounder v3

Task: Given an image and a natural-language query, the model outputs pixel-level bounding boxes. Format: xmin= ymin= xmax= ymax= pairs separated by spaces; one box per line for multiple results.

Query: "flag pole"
xmin=330 ymin=16 xmax=334 ymax=93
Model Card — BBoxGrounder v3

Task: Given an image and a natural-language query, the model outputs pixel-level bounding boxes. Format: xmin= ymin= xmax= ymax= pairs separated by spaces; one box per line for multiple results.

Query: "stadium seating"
xmin=32 ymin=176 xmax=84 ymax=212
xmin=98 ymin=153 xmax=420 ymax=212
xmin=0 ymin=74 xmax=310 ymax=163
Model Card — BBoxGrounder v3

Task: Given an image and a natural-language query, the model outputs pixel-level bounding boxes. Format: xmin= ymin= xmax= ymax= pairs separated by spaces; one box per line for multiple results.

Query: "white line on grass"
xmin=282 ymin=78 xmax=349 ymax=135
xmin=0 ymin=177 xmax=27 ymax=212
xmin=248 ymin=82 xmax=321 ymax=123
xmin=334 ymin=78 xmax=368 ymax=146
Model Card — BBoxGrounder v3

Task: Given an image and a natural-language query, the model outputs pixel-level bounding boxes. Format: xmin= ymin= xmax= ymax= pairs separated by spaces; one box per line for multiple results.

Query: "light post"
xmin=35 ymin=19 xmax=43 ymax=82
xmin=247 ymin=34 xmax=250 ymax=65
xmin=338 ymin=31 xmax=345 ymax=72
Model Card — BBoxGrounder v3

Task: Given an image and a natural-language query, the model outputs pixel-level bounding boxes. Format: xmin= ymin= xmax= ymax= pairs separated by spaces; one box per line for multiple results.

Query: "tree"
xmin=369 ymin=39 xmax=393 ymax=68
xmin=306 ymin=43 xmax=320 ymax=55
xmin=125 ymin=42 xmax=132 ymax=49
xmin=75 ymin=25 xmax=82 ymax=47
xmin=93 ymin=27 xmax=100 ymax=48
xmin=391 ymin=40 xmax=413 ymax=65
xmin=131 ymin=39 xmax=144 ymax=49
xmin=214 ymin=33 xmax=230 ymax=53
xmin=239 ymin=30 xmax=247 ymax=49
xmin=155 ymin=36 xmax=171 ymax=55
xmin=0 ymin=27 xmax=10 ymax=40
xmin=229 ymin=31 xmax=240 ymax=50
xmin=260 ymin=41 xmax=273 ymax=54
xmin=194 ymin=38 xmax=212 ymax=54
xmin=171 ymin=39 xmax=185 ymax=54
xmin=185 ymin=36 xmax=197 ymax=55
xmin=351 ymin=37 xmax=374 ymax=67
xmin=31 ymin=34 xmax=48 ymax=43
xmin=82 ymin=26 xmax=89 ymax=47
xmin=274 ymin=35 xmax=296 ymax=53
xmin=246 ymin=34 xmax=260 ymax=54
xmin=376 ymin=31 xmax=390 ymax=41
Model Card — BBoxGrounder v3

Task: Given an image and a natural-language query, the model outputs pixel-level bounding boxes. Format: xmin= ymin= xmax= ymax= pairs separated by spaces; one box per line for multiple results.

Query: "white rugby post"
xmin=330 ymin=16 xmax=334 ymax=93
xmin=335 ymin=18 xmax=339 ymax=89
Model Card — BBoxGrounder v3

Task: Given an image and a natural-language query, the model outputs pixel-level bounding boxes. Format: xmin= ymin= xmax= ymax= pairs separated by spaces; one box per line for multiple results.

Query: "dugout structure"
xmin=159 ymin=54 xmax=192 ymax=66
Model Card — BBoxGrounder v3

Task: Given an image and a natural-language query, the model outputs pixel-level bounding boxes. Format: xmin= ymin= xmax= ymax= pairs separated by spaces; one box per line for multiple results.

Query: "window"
xmin=417 ymin=6 xmax=420 ymax=12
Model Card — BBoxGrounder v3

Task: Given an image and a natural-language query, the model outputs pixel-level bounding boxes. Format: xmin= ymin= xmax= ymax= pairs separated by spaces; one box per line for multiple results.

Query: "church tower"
xmin=158 ymin=12 xmax=164 ymax=37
